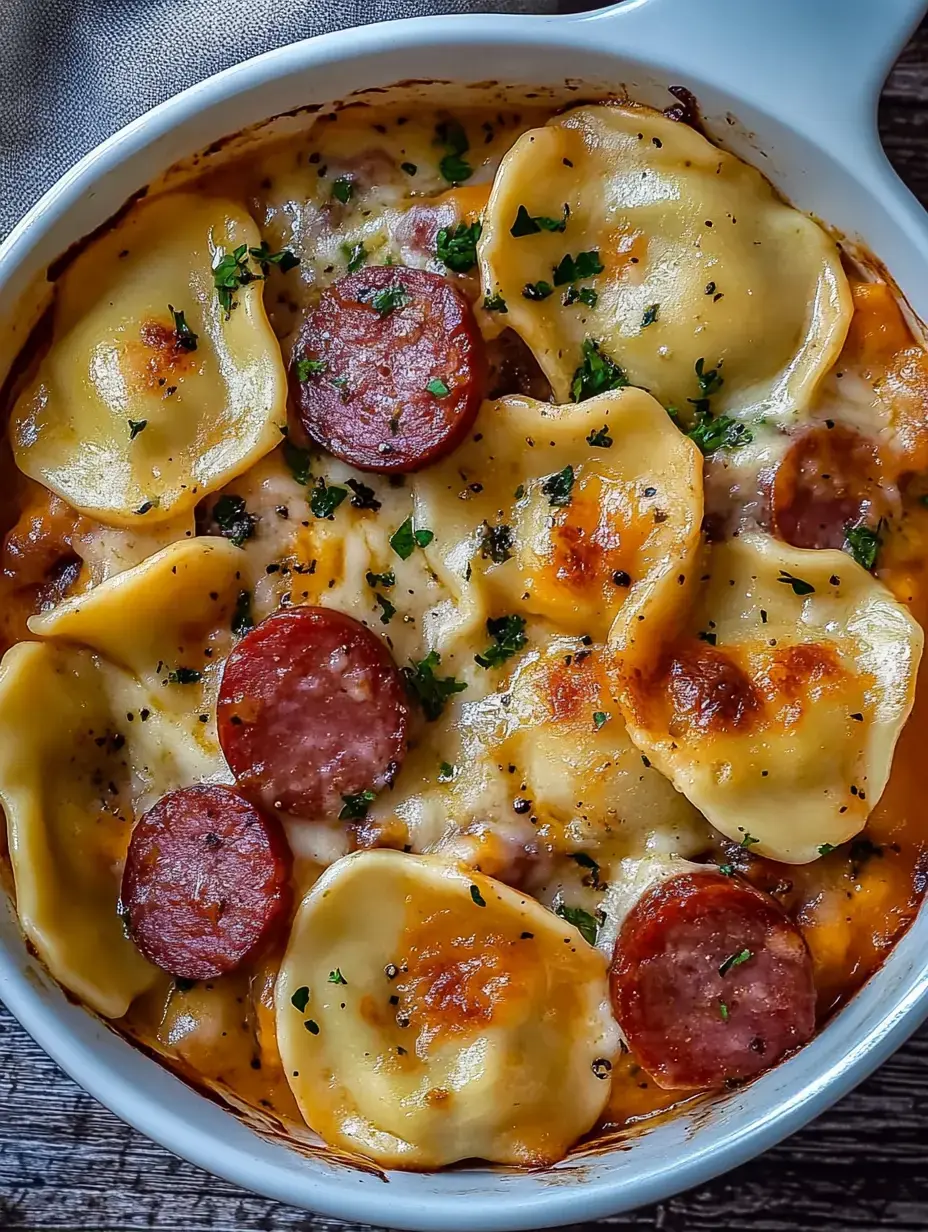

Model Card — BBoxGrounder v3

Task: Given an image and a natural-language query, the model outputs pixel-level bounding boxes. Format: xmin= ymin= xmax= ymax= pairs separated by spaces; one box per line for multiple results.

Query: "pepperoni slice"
xmin=290 ymin=266 xmax=484 ymax=473
xmin=772 ymin=424 xmax=888 ymax=551
xmin=610 ymin=871 xmax=815 ymax=1090
xmin=120 ymin=785 xmax=291 ymax=981
xmin=217 ymin=606 xmax=410 ymax=820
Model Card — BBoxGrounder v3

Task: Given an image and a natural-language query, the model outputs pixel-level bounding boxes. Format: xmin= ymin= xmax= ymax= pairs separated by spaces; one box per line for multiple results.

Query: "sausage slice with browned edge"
xmin=290 ymin=266 xmax=484 ymax=473
xmin=120 ymin=784 xmax=292 ymax=981
xmin=610 ymin=870 xmax=816 ymax=1090
xmin=218 ymin=606 xmax=410 ymax=820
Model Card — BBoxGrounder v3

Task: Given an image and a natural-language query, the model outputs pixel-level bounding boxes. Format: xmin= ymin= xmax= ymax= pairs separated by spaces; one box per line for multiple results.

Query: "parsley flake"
xmin=328 ymin=969 xmax=347 ymax=985
xmin=346 ymin=477 xmax=381 ymax=511
xmin=402 ymin=651 xmax=466 ymax=720
xmin=593 ymin=711 xmax=609 ymax=730
xmin=571 ymin=338 xmax=628 ymax=402
xmin=777 ymin=570 xmax=815 ymax=597
xmin=818 ymin=843 xmax=836 ymax=856
xmin=739 ymin=832 xmax=760 ymax=849
xmin=231 ymin=589 xmax=255 ymax=638
xmin=331 ymin=176 xmax=354 ymax=204
xmin=586 ymin=425 xmax=613 ymax=448
xmin=438 ymin=761 xmax=456 ymax=782
xmin=687 ymin=411 xmax=752 ymax=454
xmin=374 ymin=593 xmax=396 ymax=624
xmin=483 ymin=292 xmax=508 ymax=313
xmin=641 ymin=303 xmax=660 ymax=328
xmin=542 ymin=464 xmax=575 ymax=508
xmin=366 ymin=570 xmax=395 ymax=589
xmin=553 ymin=250 xmax=604 ymax=286
xmin=390 ymin=516 xmax=433 ymax=560
xmin=295 ymin=357 xmax=327 ymax=382
xmin=213 ymin=494 xmax=256 ymax=547
xmin=290 ymin=987 xmax=310 ymax=1012
xmin=510 ymin=203 xmax=569 ymax=236
xmin=480 ymin=522 xmax=514 ymax=564
xmin=426 ymin=378 xmax=450 ymax=397
xmin=435 ymin=119 xmax=473 ymax=183
xmin=212 ymin=243 xmax=259 ymax=318
xmin=167 ymin=666 xmax=201 ymax=685
xmin=475 ymin=614 xmax=528 ymax=669
xmin=401 ymin=161 xmax=417 ymax=175
xmin=555 ymin=903 xmax=599 ymax=946
xmin=128 ymin=418 xmax=147 ymax=440
xmin=718 ymin=948 xmax=753 ymax=977
xmin=563 ymin=284 xmax=598 ymax=308
xmin=367 ymin=281 xmax=410 ymax=318
xmin=169 ymin=304 xmax=199 ymax=351
xmin=341 ymin=241 xmax=367 ymax=273
xmin=283 ymin=440 xmax=311 ymax=486
xmin=310 ymin=480 xmax=348 ymax=520
xmin=339 ymin=790 xmax=375 ymax=820
xmin=436 ymin=221 xmax=482 ymax=273
xmin=845 ymin=521 xmax=882 ymax=571
xmin=249 ymin=242 xmax=300 ymax=275
xmin=570 ymin=851 xmax=603 ymax=889
xmin=304 ymin=1019 xmax=320 ymax=1035
xmin=470 ymin=884 xmax=487 ymax=907
xmin=523 ymin=280 xmax=554 ymax=301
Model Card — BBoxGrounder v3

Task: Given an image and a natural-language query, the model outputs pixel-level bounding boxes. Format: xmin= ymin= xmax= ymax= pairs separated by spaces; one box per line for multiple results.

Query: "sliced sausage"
xmin=290 ymin=266 xmax=484 ymax=473
xmin=610 ymin=870 xmax=816 ymax=1090
xmin=772 ymin=424 xmax=889 ymax=551
xmin=120 ymin=785 xmax=291 ymax=981
xmin=217 ymin=606 xmax=409 ymax=820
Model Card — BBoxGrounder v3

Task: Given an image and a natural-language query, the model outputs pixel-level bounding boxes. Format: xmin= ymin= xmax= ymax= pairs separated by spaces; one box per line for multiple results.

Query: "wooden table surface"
xmin=5 ymin=13 xmax=928 ymax=1232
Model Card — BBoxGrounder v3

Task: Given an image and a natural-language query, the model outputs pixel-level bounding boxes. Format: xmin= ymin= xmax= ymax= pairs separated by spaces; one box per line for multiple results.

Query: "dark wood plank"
xmin=5 ymin=14 xmax=928 ymax=1232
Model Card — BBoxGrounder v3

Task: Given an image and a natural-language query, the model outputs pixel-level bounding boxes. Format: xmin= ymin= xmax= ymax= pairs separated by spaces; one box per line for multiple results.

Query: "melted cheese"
xmin=617 ymin=533 xmax=922 ymax=863
xmin=276 ymin=850 xmax=618 ymax=1168
xmin=479 ymin=105 xmax=852 ymax=422
xmin=10 ymin=193 xmax=287 ymax=525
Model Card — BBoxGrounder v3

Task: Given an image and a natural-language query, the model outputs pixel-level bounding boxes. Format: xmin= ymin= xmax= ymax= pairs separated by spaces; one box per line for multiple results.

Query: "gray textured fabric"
xmin=0 ymin=0 xmax=559 ymax=238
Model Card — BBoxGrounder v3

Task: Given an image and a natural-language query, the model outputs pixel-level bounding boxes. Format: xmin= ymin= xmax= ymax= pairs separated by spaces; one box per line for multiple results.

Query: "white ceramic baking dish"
xmin=2 ymin=0 xmax=928 ymax=1225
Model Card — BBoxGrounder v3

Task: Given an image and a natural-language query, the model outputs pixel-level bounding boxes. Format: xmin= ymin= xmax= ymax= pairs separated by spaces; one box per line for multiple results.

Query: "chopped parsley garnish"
xmin=483 ymin=292 xmax=508 ymax=313
xmin=341 ymin=241 xmax=367 ymax=273
xmin=339 ymin=790 xmax=375 ymax=820
xmin=719 ymin=1000 xmax=730 ymax=1022
xmin=374 ymin=593 xmax=396 ymax=624
xmin=480 ymin=522 xmax=514 ymax=564
xmin=128 ymin=418 xmax=147 ymax=440
xmin=777 ymin=570 xmax=815 ymax=597
xmin=283 ymin=440 xmax=312 ymax=486
xmin=135 ymin=500 xmax=155 ymax=515
xmin=563 ymin=285 xmax=598 ymax=308
xmin=438 ymin=761 xmax=456 ymax=782
xmin=522 ymin=280 xmax=554 ymax=301
xmin=402 ymin=650 xmax=466 ymax=720
xmin=331 ymin=176 xmax=354 ymax=204
xmin=470 ymin=884 xmax=487 ymax=907
xmin=212 ymin=243 xmax=259 ymax=317
xmin=586 ymin=425 xmax=613 ymax=448
xmin=167 ymin=666 xmax=201 ymax=685
xmin=295 ymin=357 xmax=326 ymax=382
xmin=304 ymin=1019 xmax=320 ymax=1035
xmin=368 ymin=281 xmax=410 ymax=318
xmin=691 ymin=356 xmax=724 ymax=407
xmin=555 ymin=903 xmax=599 ymax=947
xmin=570 ymin=851 xmax=603 ymax=889
xmin=401 ymin=161 xmax=417 ymax=175
xmin=345 ymin=477 xmax=381 ymax=511
xmin=249 ymin=242 xmax=300 ymax=275
xmin=390 ymin=516 xmax=433 ymax=560
xmin=593 ymin=711 xmax=609 ymax=730
xmin=436 ymin=221 xmax=482 ymax=273
xmin=213 ymin=493 xmax=256 ymax=547
xmin=719 ymin=863 xmax=735 ymax=877
xmin=310 ymin=479 xmax=348 ymax=519
xmin=231 ymin=589 xmax=255 ymax=637
xmin=553 ymin=250 xmax=604 ymax=286
xmin=290 ymin=987 xmax=310 ymax=1012
xmin=366 ymin=569 xmax=395 ymax=589
xmin=475 ymin=614 xmax=528 ymax=669
xmin=739 ymin=832 xmax=760 ymax=849
xmin=542 ymin=464 xmax=575 ymax=508
xmin=435 ymin=119 xmax=473 ymax=183
xmin=510 ymin=203 xmax=569 ymax=236
xmin=818 ymin=843 xmax=836 ymax=856
xmin=571 ymin=338 xmax=628 ymax=402
xmin=641 ymin=303 xmax=660 ymax=328
xmin=169 ymin=304 xmax=199 ymax=351
xmin=426 ymin=378 xmax=450 ymax=397
xmin=845 ymin=521 xmax=882 ymax=571
xmin=687 ymin=411 xmax=752 ymax=454
xmin=328 ymin=969 xmax=347 ymax=985
xmin=718 ymin=948 xmax=753 ymax=977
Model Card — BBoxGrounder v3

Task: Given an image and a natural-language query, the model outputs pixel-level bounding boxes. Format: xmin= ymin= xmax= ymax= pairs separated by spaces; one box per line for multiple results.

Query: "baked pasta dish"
xmin=1 ymin=91 xmax=927 ymax=1170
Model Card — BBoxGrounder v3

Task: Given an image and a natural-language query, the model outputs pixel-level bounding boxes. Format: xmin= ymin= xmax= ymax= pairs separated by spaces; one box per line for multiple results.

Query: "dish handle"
xmin=574 ymin=0 xmax=928 ymax=142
